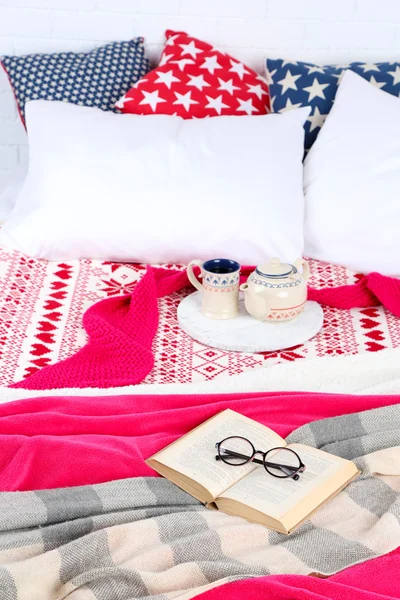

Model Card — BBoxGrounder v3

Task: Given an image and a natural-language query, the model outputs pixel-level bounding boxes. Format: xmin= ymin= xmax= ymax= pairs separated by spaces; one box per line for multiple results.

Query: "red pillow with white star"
xmin=116 ymin=30 xmax=270 ymax=118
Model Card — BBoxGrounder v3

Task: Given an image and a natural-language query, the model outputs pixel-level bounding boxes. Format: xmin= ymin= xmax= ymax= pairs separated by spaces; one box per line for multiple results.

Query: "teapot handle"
xmin=294 ymin=258 xmax=310 ymax=282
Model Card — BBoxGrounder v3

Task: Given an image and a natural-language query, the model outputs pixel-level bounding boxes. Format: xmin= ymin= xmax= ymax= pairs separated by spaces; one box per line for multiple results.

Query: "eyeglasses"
xmin=215 ymin=436 xmax=306 ymax=480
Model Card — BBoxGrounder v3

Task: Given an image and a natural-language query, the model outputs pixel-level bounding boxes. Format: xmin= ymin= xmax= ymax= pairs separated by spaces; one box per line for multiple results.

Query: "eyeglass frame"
xmin=215 ymin=435 xmax=306 ymax=480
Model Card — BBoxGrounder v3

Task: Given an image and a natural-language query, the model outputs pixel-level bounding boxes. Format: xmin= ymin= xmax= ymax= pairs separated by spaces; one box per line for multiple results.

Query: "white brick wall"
xmin=1 ymin=0 xmax=400 ymax=190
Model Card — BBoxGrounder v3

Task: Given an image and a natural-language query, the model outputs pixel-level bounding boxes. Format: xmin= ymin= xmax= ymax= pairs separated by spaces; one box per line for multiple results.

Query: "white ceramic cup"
xmin=187 ymin=258 xmax=241 ymax=320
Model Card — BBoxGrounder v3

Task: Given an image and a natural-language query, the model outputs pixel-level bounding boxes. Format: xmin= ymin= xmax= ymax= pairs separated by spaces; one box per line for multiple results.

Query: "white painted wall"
xmin=1 ymin=0 xmax=400 ymax=190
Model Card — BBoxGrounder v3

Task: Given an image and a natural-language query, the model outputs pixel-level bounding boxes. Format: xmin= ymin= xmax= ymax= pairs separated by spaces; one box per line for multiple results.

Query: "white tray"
xmin=178 ymin=292 xmax=324 ymax=353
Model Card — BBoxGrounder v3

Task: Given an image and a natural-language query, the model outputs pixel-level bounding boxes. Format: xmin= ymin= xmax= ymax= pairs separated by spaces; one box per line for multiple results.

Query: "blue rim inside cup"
xmin=203 ymin=258 xmax=240 ymax=274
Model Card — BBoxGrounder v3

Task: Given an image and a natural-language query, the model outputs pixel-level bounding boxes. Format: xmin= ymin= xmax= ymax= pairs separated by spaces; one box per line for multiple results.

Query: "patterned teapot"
xmin=240 ymin=258 xmax=310 ymax=322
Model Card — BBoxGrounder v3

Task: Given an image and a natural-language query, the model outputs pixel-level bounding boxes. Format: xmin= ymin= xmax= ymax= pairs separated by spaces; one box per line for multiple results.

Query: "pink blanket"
xmin=0 ymin=390 xmax=398 ymax=491
xmin=196 ymin=547 xmax=400 ymax=599
xmin=0 ymin=393 xmax=400 ymax=600
xmin=1 ymin=389 xmax=399 ymax=600
xmin=10 ymin=266 xmax=400 ymax=391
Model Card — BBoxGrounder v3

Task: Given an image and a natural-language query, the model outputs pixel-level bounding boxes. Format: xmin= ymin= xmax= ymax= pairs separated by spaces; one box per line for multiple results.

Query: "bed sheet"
xmin=0 ymin=246 xmax=400 ymax=387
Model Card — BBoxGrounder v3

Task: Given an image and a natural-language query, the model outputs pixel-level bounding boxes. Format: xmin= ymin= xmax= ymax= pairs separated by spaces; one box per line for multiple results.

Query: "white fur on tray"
xmin=177 ymin=292 xmax=323 ymax=352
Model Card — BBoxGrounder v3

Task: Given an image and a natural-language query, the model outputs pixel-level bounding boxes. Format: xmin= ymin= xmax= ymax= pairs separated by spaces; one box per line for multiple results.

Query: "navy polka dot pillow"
xmin=1 ymin=38 xmax=150 ymax=126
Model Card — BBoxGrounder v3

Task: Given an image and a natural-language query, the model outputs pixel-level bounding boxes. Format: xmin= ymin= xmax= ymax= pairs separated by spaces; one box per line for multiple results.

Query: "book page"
xmin=148 ymin=409 xmax=286 ymax=499
xmin=219 ymin=444 xmax=348 ymax=519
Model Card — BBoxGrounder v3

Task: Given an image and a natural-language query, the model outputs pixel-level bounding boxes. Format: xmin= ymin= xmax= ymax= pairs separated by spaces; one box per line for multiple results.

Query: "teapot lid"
xmin=256 ymin=257 xmax=295 ymax=278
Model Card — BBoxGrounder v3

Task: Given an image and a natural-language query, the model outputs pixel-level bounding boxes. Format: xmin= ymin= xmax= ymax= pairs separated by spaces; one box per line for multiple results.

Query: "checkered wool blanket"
xmin=0 ymin=405 xmax=399 ymax=600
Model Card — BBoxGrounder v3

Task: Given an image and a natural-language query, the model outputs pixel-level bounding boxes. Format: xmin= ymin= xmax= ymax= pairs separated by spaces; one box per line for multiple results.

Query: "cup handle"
xmin=187 ymin=260 xmax=204 ymax=292
xmin=294 ymin=258 xmax=310 ymax=282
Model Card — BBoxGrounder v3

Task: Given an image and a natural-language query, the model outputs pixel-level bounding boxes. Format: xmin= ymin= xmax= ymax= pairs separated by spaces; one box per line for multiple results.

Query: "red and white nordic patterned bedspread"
xmin=0 ymin=246 xmax=399 ymax=387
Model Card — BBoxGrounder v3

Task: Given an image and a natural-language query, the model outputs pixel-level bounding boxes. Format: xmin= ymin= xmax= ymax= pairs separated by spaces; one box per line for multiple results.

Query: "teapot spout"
xmin=240 ymin=282 xmax=270 ymax=320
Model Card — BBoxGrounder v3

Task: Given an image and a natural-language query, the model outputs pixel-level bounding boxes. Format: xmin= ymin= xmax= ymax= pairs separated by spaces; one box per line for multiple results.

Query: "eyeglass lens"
xmin=218 ymin=436 xmax=254 ymax=465
xmin=264 ymin=448 xmax=301 ymax=478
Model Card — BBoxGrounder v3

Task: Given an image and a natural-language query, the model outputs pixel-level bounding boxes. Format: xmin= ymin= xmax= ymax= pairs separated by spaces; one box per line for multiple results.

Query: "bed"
xmin=0 ymin=25 xmax=399 ymax=600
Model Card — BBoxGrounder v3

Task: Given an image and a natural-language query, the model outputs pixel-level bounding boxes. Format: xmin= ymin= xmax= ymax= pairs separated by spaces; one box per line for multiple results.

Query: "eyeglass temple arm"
xmin=216 ymin=448 xmax=301 ymax=472
xmin=215 ymin=454 xmax=265 ymax=466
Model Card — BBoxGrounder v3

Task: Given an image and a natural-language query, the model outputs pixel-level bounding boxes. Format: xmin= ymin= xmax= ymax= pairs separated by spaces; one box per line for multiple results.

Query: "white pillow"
xmin=0 ymin=162 xmax=27 ymax=223
xmin=304 ymin=69 xmax=400 ymax=276
xmin=0 ymin=101 xmax=309 ymax=264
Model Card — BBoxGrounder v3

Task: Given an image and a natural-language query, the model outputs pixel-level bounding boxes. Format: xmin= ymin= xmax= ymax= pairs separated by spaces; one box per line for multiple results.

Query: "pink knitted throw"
xmin=11 ymin=266 xmax=188 ymax=390
xmin=11 ymin=267 xmax=400 ymax=390
xmin=309 ymin=272 xmax=400 ymax=314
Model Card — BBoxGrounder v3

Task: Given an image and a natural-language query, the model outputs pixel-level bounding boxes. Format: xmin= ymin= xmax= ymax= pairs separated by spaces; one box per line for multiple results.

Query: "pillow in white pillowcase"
xmin=0 ymin=162 xmax=27 ymax=223
xmin=304 ymin=69 xmax=400 ymax=276
xmin=0 ymin=100 xmax=309 ymax=264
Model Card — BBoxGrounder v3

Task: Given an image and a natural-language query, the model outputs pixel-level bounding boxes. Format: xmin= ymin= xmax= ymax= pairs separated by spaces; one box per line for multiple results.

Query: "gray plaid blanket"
xmin=0 ymin=405 xmax=399 ymax=599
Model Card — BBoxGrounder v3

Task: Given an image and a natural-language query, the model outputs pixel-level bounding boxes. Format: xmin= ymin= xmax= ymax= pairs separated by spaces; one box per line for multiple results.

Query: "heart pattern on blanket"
xmin=43 ymin=300 xmax=62 ymax=311
xmin=31 ymin=343 xmax=51 ymax=357
xmin=50 ymin=282 xmax=68 ymax=291
xmin=50 ymin=290 xmax=68 ymax=300
xmin=365 ymin=341 xmax=386 ymax=352
xmin=37 ymin=321 xmax=56 ymax=332
xmin=358 ymin=307 xmax=388 ymax=352
xmin=360 ymin=308 xmax=381 ymax=318
xmin=0 ymin=248 xmax=399 ymax=386
xmin=365 ymin=330 xmax=385 ymax=341
xmin=19 ymin=262 xmax=75 ymax=379
xmin=30 ymin=357 xmax=51 ymax=369
xmin=36 ymin=333 xmax=55 ymax=345
xmin=360 ymin=318 xmax=380 ymax=329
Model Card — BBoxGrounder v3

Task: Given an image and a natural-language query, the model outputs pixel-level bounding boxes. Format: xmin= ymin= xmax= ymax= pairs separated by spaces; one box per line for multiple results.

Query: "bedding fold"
xmin=0 ymin=405 xmax=398 ymax=599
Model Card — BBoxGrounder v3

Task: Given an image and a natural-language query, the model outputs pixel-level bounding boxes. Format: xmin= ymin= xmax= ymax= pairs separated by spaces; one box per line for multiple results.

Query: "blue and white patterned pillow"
xmin=266 ymin=58 xmax=400 ymax=150
xmin=1 ymin=38 xmax=150 ymax=125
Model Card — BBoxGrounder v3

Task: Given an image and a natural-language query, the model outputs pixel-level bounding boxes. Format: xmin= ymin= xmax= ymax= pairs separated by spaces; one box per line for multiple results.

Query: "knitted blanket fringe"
xmin=10 ymin=266 xmax=400 ymax=390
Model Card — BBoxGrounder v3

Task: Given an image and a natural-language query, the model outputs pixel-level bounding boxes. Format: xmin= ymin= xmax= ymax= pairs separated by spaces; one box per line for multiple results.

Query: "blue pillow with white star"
xmin=266 ymin=58 xmax=400 ymax=150
xmin=1 ymin=38 xmax=150 ymax=126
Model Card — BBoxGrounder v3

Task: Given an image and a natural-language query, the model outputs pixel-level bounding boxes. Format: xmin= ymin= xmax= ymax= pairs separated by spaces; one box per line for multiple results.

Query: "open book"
xmin=146 ymin=409 xmax=360 ymax=534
